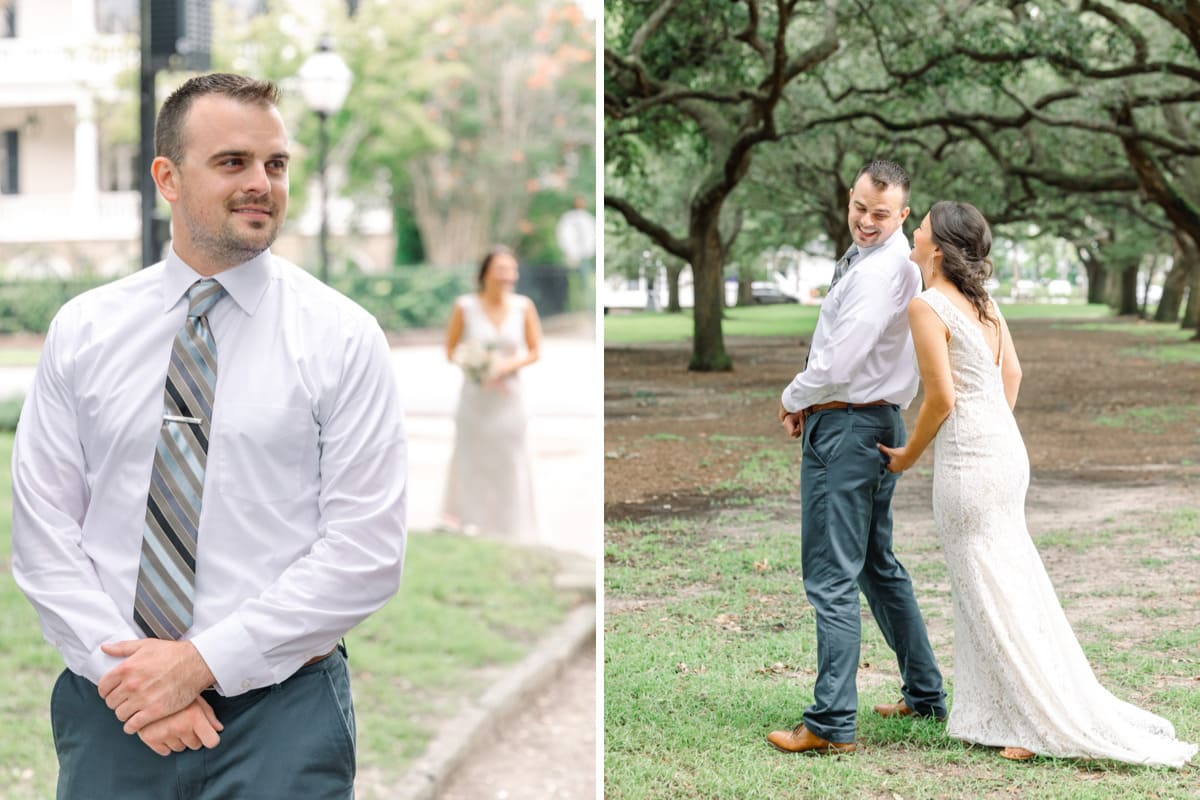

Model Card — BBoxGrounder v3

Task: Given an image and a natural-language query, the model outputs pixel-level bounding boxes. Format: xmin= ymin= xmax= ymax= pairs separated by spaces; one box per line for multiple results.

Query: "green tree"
xmin=391 ymin=0 xmax=596 ymax=268
xmin=822 ymin=0 xmax=1200 ymax=333
xmin=606 ymin=0 xmax=838 ymax=370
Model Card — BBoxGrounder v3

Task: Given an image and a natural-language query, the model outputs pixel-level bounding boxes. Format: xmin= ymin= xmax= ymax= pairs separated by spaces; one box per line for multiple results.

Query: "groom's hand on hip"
xmin=779 ymin=405 xmax=804 ymax=439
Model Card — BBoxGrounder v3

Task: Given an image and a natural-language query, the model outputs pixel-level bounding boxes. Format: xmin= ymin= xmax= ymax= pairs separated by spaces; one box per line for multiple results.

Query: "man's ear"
xmin=151 ymin=156 xmax=179 ymax=203
xmin=899 ymin=206 xmax=911 ymax=223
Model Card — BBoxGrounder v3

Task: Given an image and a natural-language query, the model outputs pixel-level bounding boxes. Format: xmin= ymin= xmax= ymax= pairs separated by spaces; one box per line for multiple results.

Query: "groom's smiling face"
xmin=847 ymin=173 xmax=909 ymax=250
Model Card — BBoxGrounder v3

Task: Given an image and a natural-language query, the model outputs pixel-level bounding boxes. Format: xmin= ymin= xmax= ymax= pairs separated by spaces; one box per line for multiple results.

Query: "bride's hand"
xmin=877 ymin=443 xmax=910 ymax=473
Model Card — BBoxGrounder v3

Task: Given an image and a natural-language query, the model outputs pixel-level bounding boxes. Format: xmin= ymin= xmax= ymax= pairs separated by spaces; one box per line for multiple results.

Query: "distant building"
xmin=0 ymin=0 xmax=392 ymax=278
xmin=0 ymin=0 xmax=142 ymax=276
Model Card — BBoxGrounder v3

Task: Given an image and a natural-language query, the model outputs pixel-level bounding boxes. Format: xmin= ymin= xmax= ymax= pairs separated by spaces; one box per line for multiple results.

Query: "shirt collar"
xmin=854 ymin=227 xmax=907 ymax=261
xmin=162 ymin=248 xmax=273 ymax=316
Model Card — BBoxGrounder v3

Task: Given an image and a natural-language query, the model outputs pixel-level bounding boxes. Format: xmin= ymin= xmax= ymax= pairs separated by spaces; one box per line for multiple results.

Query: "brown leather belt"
xmin=303 ymin=647 xmax=337 ymax=666
xmin=805 ymin=399 xmax=894 ymax=414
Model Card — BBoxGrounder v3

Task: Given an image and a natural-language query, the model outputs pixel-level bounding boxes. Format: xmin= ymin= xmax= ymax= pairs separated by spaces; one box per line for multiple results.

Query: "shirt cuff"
xmin=77 ymin=643 xmax=129 ymax=686
xmin=782 ymin=378 xmax=847 ymax=413
xmin=189 ymin=615 xmax=273 ymax=697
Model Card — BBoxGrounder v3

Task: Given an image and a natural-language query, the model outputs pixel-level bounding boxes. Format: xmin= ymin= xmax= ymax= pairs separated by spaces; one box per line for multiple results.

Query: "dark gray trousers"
xmin=52 ymin=647 xmax=356 ymax=800
xmin=799 ymin=405 xmax=945 ymax=742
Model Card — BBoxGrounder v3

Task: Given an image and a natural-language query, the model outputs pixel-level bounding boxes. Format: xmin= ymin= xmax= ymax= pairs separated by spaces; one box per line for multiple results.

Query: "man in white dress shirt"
xmin=12 ymin=74 xmax=406 ymax=798
xmin=767 ymin=161 xmax=945 ymax=755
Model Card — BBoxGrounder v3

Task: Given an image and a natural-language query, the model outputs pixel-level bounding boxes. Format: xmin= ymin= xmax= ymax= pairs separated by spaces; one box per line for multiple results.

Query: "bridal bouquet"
xmin=453 ymin=340 xmax=496 ymax=385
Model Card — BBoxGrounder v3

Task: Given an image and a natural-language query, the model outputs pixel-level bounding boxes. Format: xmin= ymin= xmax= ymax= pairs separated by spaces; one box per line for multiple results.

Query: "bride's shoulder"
xmin=914 ymin=286 xmax=943 ymax=305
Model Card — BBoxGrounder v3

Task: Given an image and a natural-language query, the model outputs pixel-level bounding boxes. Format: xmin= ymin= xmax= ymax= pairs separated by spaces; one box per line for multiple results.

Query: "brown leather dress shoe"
xmin=998 ymin=746 xmax=1036 ymax=761
xmin=873 ymin=698 xmax=946 ymax=722
xmin=766 ymin=724 xmax=856 ymax=755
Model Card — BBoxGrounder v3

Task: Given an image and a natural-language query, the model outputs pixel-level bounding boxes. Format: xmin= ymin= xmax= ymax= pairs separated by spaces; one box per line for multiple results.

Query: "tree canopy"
xmin=605 ymin=0 xmax=1200 ymax=370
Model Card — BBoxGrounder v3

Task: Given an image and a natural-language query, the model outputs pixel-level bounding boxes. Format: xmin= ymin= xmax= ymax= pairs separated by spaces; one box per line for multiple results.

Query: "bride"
xmin=877 ymin=201 xmax=1197 ymax=767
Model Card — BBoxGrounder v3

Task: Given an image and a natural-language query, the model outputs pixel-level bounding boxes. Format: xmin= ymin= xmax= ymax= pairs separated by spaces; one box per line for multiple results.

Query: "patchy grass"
xmin=605 ymin=499 xmax=1200 ymax=799
xmin=1095 ymin=406 xmax=1200 ymax=435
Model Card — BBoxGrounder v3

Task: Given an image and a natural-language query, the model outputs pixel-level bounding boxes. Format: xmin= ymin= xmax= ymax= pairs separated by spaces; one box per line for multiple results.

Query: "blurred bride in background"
xmin=441 ymin=245 xmax=542 ymax=541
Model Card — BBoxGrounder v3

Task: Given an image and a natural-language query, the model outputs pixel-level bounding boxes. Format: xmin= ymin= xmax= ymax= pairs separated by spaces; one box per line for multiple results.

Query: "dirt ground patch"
xmin=604 ymin=318 xmax=1200 ymax=510
xmin=604 ymin=316 xmax=1200 ymax=677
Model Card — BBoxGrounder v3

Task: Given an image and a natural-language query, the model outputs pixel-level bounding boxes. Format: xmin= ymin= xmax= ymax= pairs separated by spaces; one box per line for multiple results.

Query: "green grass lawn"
xmin=604 ymin=301 xmax=1114 ymax=345
xmin=605 ymin=456 xmax=1200 ymax=798
xmin=0 ymin=433 xmax=575 ymax=798
xmin=0 ymin=350 xmax=41 ymax=367
xmin=604 ymin=305 xmax=822 ymax=344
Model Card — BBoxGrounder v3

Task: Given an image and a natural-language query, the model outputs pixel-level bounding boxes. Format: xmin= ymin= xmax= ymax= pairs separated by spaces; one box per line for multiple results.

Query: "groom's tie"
xmin=829 ymin=245 xmax=859 ymax=290
xmin=133 ymin=279 xmax=224 ymax=640
xmin=804 ymin=245 xmax=860 ymax=371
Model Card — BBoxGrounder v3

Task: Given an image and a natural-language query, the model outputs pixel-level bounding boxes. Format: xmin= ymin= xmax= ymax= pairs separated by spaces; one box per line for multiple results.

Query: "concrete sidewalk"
xmin=393 ymin=323 xmax=600 ymax=561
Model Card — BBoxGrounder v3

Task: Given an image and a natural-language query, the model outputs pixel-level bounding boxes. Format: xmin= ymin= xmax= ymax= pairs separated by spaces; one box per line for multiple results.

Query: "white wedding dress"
xmin=442 ymin=293 xmax=537 ymax=542
xmin=920 ymin=287 xmax=1197 ymax=767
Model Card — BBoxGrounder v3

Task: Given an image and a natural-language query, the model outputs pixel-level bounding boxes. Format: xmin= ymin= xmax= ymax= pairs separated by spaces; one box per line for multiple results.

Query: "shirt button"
xmin=241 ymin=679 xmax=251 ymax=689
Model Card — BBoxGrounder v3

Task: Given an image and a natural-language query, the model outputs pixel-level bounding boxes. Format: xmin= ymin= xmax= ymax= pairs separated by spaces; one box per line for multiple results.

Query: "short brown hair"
xmin=854 ymin=160 xmax=911 ymax=206
xmin=155 ymin=73 xmax=280 ymax=164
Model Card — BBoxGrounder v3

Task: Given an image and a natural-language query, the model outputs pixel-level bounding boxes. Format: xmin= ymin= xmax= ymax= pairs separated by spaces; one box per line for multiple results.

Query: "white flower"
xmin=453 ymin=340 xmax=496 ymax=385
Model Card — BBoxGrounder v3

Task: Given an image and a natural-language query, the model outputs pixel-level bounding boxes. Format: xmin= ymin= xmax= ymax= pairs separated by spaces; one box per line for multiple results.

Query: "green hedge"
xmin=330 ymin=265 xmax=471 ymax=331
xmin=0 ymin=279 xmax=110 ymax=334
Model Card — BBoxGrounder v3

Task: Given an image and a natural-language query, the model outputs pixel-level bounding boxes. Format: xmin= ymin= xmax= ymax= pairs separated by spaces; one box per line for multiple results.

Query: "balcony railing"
xmin=0 ymin=190 xmax=139 ymax=243
xmin=0 ymin=36 xmax=137 ymax=94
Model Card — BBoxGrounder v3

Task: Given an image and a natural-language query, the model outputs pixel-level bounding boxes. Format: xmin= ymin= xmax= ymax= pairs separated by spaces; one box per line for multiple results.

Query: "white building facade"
xmin=0 ymin=0 xmax=142 ymax=276
xmin=0 ymin=0 xmax=393 ymax=278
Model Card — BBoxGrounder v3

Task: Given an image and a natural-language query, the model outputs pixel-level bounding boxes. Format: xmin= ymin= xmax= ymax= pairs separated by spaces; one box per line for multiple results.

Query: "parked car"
xmin=1047 ymin=279 xmax=1075 ymax=298
xmin=750 ymin=282 xmax=800 ymax=304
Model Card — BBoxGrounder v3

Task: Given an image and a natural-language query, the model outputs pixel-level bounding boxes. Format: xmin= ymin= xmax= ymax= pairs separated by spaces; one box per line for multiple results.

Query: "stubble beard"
xmin=183 ymin=197 xmax=282 ymax=270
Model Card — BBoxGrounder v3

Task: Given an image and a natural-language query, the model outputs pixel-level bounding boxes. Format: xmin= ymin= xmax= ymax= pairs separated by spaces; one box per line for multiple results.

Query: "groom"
xmin=768 ymin=160 xmax=946 ymax=754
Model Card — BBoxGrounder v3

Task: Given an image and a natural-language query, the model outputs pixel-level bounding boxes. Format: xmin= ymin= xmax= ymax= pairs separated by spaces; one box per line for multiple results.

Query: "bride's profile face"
xmin=482 ymin=253 xmax=519 ymax=293
xmin=910 ymin=213 xmax=939 ymax=281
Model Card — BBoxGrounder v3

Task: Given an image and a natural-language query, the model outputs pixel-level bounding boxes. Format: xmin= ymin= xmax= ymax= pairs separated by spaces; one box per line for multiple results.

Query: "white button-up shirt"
xmin=12 ymin=249 xmax=407 ymax=696
xmin=782 ymin=228 xmax=922 ymax=412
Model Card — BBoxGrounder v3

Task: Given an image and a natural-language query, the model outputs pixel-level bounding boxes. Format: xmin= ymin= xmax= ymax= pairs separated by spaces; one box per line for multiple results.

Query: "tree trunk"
xmin=1184 ymin=257 xmax=1200 ymax=333
xmin=690 ymin=222 xmax=731 ymax=371
xmin=1119 ymin=265 xmax=1139 ymax=315
xmin=1138 ymin=256 xmax=1157 ymax=319
xmin=666 ymin=261 xmax=683 ymax=313
xmin=1108 ymin=263 xmax=1139 ymax=315
xmin=1157 ymin=232 xmax=1196 ymax=323
xmin=737 ymin=270 xmax=753 ymax=307
xmin=1078 ymin=247 xmax=1105 ymax=304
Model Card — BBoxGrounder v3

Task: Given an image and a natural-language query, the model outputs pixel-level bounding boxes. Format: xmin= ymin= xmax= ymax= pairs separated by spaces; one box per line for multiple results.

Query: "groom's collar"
xmin=856 ymin=227 xmax=908 ymax=261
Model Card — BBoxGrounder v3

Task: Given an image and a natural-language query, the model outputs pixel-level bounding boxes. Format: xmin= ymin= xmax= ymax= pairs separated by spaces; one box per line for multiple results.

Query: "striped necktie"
xmin=829 ymin=245 xmax=858 ymax=290
xmin=134 ymin=279 xmax=224 ymax=640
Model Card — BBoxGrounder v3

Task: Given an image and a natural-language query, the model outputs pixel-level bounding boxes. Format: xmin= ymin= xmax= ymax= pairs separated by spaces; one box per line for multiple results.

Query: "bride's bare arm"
xmin=879 ymin=298 xmax=955 ymax=472
xmin=444 ymin=302 xmax=465 ymax=362
xmin=997 ymin=312 xmax=1022 ymax=410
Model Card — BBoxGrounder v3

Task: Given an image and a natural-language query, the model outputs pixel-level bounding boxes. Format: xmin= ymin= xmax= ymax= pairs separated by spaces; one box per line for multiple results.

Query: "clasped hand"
xmin=98 ymin=638 xmax=222 ymax=755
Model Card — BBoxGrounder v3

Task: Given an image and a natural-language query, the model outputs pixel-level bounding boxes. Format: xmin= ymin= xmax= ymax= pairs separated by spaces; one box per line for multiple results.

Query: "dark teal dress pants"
xmin=799 ymin=405 xmax=946 ymax=742
xmin=51 ymin=647 xmax=356 ymax=799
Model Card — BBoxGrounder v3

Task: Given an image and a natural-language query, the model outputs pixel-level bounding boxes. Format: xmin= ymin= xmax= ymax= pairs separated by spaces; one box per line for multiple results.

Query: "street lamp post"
xmin=298 ymin=36 xmax=353 ymax=284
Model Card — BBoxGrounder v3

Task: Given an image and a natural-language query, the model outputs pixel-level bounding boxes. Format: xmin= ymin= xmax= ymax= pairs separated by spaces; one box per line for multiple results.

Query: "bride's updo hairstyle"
xmin=477 ymin=245 xmax=517 ymax=290
xmin=928 ymin=201 xmax=998 ymax=329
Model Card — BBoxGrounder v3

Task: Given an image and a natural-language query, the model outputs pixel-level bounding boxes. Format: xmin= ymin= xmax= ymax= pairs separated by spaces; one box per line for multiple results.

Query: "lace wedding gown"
xmin=920 ymin=287 xmax=1196 ymax=767
xmin=442 ymin=293 xmax=537 ymax=542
